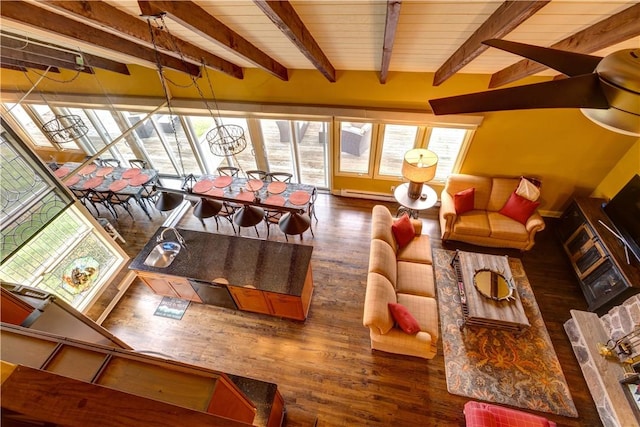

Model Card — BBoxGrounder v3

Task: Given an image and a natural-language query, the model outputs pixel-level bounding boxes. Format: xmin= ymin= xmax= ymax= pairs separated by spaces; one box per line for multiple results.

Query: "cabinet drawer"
xmin=582 ymin=259 xmax=625 ymax=303
xmin=138 ymin=275 xmax=178 ymax=298
xmin=564 ymin=224 xmax=595 ymax=258
xmin=229 ymin=287 xmax=271 ymax=315
xmin=265 ymin=293 xmax=304 ymax=320
xmin=573 ymin=241 xmax=607 ymax=279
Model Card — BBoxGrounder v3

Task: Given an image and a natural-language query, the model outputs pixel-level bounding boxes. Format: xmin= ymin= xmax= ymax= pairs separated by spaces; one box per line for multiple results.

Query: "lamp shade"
xmin=233 ymin=205 xmax=265 ymax=227
xmin=401 ymin=149 xmax=438 ymax=183
xmin=279 ymin=212 xmax=310 ymax=236
xmin=155 ymin=191 xmax=183 ymax=211
xmin=193 ymin=198 xmax=222 ymax=219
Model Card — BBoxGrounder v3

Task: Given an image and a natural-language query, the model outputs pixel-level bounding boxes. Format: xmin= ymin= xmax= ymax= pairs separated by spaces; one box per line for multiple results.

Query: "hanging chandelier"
xmin=41 ymin=114 xmax=89 ymax=144
xmin=147 ymin=15 xmax=248 ymax=161
xmin=206 ymin=123 xmax=247 ymax=157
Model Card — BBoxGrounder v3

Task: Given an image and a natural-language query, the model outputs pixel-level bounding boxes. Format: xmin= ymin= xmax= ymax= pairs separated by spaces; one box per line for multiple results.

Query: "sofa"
xmin=362 ymin=205 xmax=439 ymax=359
xmin=463 ymin=401 xmax=557 ymax=427
xmin=439 ymin=174 xmax=545 ymax=251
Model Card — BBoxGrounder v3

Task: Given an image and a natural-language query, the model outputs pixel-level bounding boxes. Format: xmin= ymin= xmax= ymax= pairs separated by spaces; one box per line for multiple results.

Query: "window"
xmin=0 ymin=124 xmax=70 ymax=260
xmin=3 ymin=104 xmax=53 ymax=148
xmin=427 ymin=127 xmax=469 ymax=183
xmin=31 ymin=104 xmax=80 ymax=150
xmin=338 ymin=121 xmax=373 ymax=174
xmin=0 ymin=206 xmax=124 ymax=311
xmin=296 ymin=120 xmax=329 ymax=188
xmin=2 ymin=99 xmax=475 ymax=192
xmin=378 ymin=124 xmax=418 ymax=177
xmin=0 ymin=122 xmax=126 ymax=311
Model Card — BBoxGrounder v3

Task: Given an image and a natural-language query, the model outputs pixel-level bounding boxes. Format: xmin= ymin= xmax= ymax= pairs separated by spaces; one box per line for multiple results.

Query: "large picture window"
xmin=0 ymin=120 xmax=126 ymax=312
xmin=2 ymin=98 xmax=476 ymax=193
xmin=0 ymin=206 xmax=124 ymax=311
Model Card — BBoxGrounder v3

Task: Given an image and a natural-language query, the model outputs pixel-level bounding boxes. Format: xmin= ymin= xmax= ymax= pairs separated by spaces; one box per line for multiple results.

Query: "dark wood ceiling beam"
xmin=0 ymin=1 xmax=201 ymax=76
xmin=45 ymin=1 xmax=242 ymax=79
xmin=380 ymin=0 xmax=402 ymax=84
xmin=489 ymin=3 xmax=640 ymax=88
xmin=138 ymin=0 xmax=287 ymax=81
xmin=1 ymin=48 xmax=94 ymax=74
xmin=0 ymin=58 xmax=61 ymax=73
xmin=1 ymin=33 xmax=129 ymax=75
xmin=253 ymin=0 xmax=335 ymax=82
xmin=1 ymin=35 xmax=114 ymax=74
xmin=433 ymin=0 xmax=550 ymax=86
xmin=0 ymin=63 xmax=27 ymax=72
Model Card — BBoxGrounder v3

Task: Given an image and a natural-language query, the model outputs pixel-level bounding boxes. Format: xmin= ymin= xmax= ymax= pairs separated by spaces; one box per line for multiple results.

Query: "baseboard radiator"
xmin=337 ymin=189 xmax=396 ymax=202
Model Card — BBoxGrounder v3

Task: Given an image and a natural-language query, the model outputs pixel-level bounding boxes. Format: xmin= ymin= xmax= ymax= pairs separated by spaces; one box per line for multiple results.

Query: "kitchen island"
xmin=130 ymin=227 xmax=314 ymax=321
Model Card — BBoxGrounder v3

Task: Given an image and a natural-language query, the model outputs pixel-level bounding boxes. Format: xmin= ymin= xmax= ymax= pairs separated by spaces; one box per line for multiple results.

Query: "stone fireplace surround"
xmin=564 ymin=295 xmax=640 ymax=427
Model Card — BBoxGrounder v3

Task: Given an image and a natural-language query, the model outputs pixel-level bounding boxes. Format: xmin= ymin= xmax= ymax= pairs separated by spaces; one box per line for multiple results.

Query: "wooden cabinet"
xmin=1 ymin=324 xmax=257 ymax=426
xmin=265 ymin=293 xmax=304 ymax=320
xmin=267 ymin=390 xmax=285 ymax=427
xmin=559 ymin=198 xmax=640 ymax=315
xmin=1 ymin=287 xmax=35 ymax=325
xmin=134 ymin=263 xmax=313 ymax=320
xmin=227 ymin=266 xmax=314 ymax=320
xmin=136 ymin=271 xmax=202 ymax=303
xmin=228 ymin=287 xmax=271 ymax=315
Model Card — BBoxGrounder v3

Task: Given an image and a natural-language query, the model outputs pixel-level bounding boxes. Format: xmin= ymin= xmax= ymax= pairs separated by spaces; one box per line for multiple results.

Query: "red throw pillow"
xmin=454 ymin=187 xmax=475 ymax=214
xmin=499 ymin=191 xmax=540 ymax=225
xmin=464 ymin=406 xmax=497 ymax=427
xmin=388 ymin=303 xmax=420 ymax=334
xmin=391 ymin=213 xmax=415 ymax=248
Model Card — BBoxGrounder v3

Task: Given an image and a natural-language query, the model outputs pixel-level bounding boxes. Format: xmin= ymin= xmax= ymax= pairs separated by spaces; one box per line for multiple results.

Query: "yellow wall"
xmin=2 ymin=65 xmax=638 ymax=214
xmin=592 ymin=139 xmax=640 ymax=200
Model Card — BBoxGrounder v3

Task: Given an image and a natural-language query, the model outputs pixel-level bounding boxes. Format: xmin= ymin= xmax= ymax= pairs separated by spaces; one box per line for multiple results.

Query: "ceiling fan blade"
xmin=429 ymin=74 xmax=609 ymax=115
xmin=483 ymin=39 xmax=603 ymax=77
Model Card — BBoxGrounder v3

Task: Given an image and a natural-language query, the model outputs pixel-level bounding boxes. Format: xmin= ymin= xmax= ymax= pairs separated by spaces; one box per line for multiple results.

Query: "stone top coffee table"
xmin=450 ymin=250 xmax=530 ymax=334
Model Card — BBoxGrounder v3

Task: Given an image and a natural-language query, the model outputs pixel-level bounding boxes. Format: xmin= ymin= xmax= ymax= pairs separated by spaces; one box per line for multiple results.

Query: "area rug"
xmin=153 ymin=296 xmax=190 ymax=320
xmin=433 ymin=249 xmax=578 ymax=418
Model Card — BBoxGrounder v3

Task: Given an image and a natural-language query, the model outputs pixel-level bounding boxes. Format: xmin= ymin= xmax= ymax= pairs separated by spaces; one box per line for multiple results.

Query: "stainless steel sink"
xmin=143 ymin=241 xmax=181 ymax=268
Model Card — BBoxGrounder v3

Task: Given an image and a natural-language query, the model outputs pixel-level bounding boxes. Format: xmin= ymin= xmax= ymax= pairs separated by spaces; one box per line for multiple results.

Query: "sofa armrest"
xmin=370 ymin=327 xmax=437 ymax=359
xmin=410 ymin=219 xmax=423 ymax=235
xmin=525 ymin=212 xmax=545 ymax=233
xmin=439 ymin=190 xmax=457 ymax=240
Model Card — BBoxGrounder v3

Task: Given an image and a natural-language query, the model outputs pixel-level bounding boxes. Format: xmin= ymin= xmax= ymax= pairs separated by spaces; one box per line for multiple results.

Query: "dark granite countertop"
xmin=129 ymin=227 xmax=313 ymax=296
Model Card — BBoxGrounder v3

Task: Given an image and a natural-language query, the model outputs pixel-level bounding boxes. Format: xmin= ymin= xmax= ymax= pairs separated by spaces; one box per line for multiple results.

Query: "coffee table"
xmin=450 ymin=250 xmax=530 ymax=334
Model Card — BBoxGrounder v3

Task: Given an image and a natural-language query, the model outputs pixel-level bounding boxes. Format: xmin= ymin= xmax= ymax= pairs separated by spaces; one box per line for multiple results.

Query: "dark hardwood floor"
xmin=95 ymin=193 xmax=601 ymax=427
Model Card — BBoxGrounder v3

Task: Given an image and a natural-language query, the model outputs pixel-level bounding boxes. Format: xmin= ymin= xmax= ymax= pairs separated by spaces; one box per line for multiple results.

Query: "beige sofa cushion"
xmin=445 ymin=174 xmax=493 ymax=210
xmin=488 ymin=212 xmax=529 ymax=242
xmin=487 ymin=178 xmax=519 ymax=212
xmin=363 ymin=272 xmax=397 ymax=335
xmin=368 ymin=239 xmax=397 ymax=285
xmin=396 ymin=293 xmax=439 ymax=345
xmin=452 ymin=210 xmax=491 ymax=237
xmin=397 ymin=261 xmax=435 ymax=297
xmin=371 ymin=205 xmax=396 ymax=248
xmin=397 ymin=235 xmax=433 ymax=264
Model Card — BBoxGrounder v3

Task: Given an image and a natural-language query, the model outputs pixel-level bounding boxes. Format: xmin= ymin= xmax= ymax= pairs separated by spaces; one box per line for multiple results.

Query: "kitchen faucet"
xmin=158 ymin=227 xmax=186 ymax=247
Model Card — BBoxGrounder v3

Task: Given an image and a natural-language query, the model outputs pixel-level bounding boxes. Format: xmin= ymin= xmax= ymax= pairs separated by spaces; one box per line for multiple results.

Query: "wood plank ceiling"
xmin=0 ymin=0 xmax=638 ymax=87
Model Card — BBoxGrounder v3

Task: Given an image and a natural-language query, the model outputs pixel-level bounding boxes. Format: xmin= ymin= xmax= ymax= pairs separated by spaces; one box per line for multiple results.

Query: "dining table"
xmin=56 ymin=162 xmax=159 ymax=220
xmin=191 ymin=175 xmax=316 ymax=212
